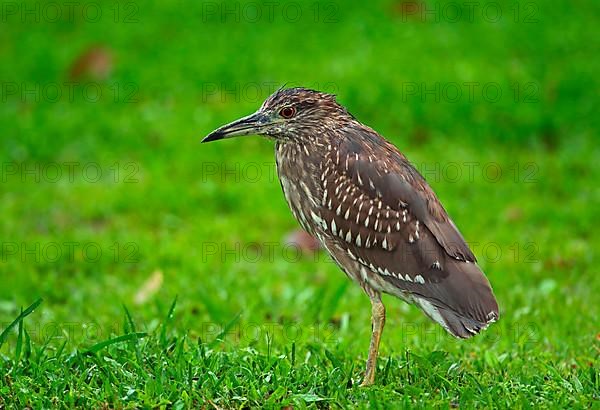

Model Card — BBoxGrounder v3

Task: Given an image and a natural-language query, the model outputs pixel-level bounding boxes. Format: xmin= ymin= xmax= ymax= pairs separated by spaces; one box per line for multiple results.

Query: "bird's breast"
xmin=275 ymin=141 xmax=324 ymax=236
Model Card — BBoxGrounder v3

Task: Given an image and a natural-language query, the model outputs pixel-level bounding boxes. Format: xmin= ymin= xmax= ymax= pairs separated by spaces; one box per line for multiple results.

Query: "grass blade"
xmin=23 ymin=327 xmax=31 ymax=361
xmin=15 ymin=308 xmax=24 ymax=361
xmin=123 ymin=305 xmax=143 ymax=364
xmin=207 ymin=311 xmax=241 ymax=349
xmin=0 ymin=298 xmax=43 ymax=350
xmin=123 ymin=304 xmax=137 ymax=333
xmin=160 ymin=297 xmax=177 ymax=347
xmin=84 ymin=332 xmax=147 ymax=355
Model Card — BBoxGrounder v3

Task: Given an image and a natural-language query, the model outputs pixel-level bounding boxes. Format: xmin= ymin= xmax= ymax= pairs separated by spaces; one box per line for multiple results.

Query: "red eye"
xmin=279 ymin=106 xmax=296 ymax=119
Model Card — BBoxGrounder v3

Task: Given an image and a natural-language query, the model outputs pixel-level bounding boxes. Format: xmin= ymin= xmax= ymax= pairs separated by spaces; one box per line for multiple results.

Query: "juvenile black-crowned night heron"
xmin=203 ymin=87 xmax=499 ymax=386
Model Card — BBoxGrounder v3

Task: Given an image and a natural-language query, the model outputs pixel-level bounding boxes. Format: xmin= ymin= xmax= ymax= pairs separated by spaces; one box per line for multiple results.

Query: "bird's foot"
xmin=359 ymin=368 xmax=376 ymax=387
xmin=359 ymin=378 xmax=374 ymax=387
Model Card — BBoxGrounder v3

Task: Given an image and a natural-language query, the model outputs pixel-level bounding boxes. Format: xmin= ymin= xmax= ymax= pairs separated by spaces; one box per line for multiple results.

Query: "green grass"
xmin=1 ymin=0 xmax=599 ymax=407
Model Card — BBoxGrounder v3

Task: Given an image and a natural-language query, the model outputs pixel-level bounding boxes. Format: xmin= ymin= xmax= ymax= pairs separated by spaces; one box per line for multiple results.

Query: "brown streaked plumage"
xmin=203 ymin=87 xmax=499 ymax=386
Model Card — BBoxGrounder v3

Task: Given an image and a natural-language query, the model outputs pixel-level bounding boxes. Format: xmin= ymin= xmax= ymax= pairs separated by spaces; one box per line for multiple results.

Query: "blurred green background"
xmin=1 ymin=0 xmax=599 ymax=407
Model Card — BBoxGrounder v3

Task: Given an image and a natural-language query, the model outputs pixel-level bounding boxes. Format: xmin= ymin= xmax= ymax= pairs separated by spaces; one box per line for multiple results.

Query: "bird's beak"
xmin=202 ymin=111 xmax=270 ymax=143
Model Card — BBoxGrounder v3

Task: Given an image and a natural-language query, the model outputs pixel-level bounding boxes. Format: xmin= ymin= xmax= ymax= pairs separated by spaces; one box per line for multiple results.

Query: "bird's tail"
xmin=414 ymin=260 xmax=499 ymax=339
xmin=435 ymin=304 xmax=498 ymax=339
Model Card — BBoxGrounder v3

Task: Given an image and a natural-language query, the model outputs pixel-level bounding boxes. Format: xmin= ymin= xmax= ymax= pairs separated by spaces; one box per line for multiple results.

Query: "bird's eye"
xmin=279 ymin=106 xmax=296 ymax=119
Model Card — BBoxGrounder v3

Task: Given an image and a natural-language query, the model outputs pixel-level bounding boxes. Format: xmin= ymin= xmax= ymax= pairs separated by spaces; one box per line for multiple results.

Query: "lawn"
xmin=1 ymin=0 xmax=599 ymax=407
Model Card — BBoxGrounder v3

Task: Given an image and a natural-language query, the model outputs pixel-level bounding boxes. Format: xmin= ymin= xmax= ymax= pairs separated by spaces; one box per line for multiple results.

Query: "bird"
xmin=202 ymin=87 xmax=499 ymax=386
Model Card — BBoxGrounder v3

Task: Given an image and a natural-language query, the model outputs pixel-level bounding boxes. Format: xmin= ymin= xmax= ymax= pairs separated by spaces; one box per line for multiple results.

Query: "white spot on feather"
xmin=359 ymin=266 xmax=369 ymax=281
xmin=310 ymin=211 xmax=327 ymax=230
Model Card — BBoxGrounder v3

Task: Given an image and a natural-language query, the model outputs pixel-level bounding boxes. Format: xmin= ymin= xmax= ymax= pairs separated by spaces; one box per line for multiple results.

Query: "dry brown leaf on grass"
xmin=134 ymin=270 xmax=164 ymax=305
xmin=284 ymin=229 xmax=322 ymax=255
xmin=68 ymin=45 xmax=113 ymax=81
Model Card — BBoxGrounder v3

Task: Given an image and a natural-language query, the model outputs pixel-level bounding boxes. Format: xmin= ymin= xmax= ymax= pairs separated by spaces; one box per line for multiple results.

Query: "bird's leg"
xmin=360 ymin=295 xmax=386 ymax=387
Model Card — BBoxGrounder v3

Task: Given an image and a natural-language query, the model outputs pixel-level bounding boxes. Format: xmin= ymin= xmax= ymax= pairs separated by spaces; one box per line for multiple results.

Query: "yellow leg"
xmin=360 ymin=296 xmax=386 ymax=387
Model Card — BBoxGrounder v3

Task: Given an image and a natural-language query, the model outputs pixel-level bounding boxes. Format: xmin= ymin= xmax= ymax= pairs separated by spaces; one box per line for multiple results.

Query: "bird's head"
xmin=202 ymin=87 xmax=353 ymax=143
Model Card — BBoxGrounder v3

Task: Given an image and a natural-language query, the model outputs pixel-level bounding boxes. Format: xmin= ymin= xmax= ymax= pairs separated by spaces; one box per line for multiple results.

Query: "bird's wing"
xmin=316 ymin=130 xmax=498 ymax=337
xmin=337 ymin=129 xmax=475 ymax=262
